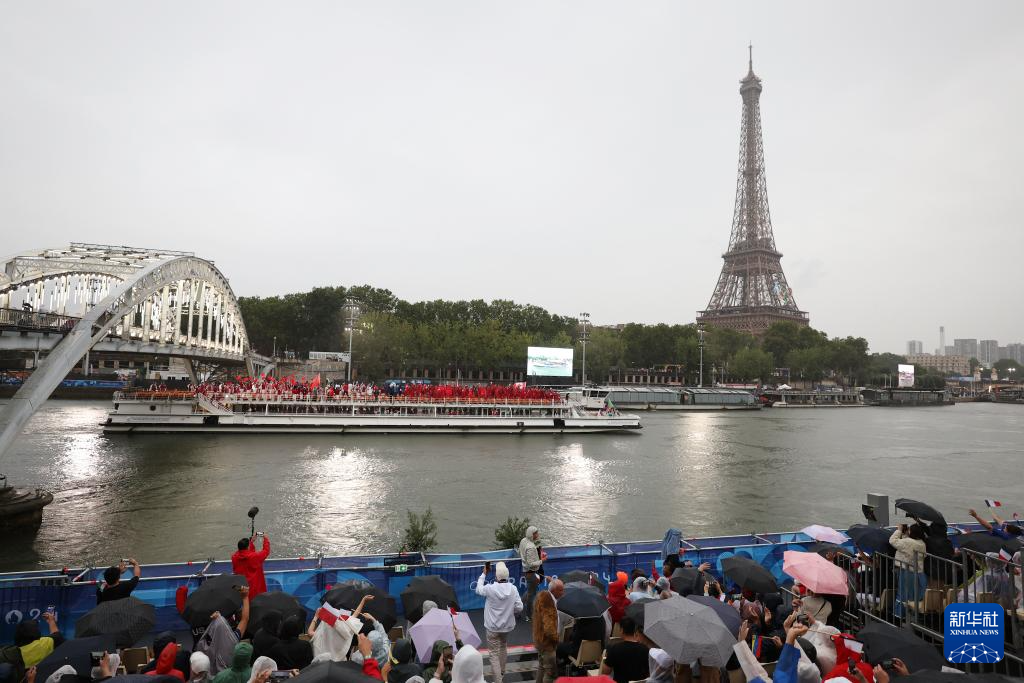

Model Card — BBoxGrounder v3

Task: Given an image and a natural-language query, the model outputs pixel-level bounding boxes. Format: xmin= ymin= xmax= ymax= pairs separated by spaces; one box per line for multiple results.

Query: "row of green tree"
xmin=239 ymin=286 xmax=914 ymax=385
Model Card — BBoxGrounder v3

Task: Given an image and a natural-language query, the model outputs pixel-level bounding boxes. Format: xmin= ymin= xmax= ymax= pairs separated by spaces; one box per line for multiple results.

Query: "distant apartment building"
xmin=979 ymin=340 xmax=999 ymax=366
xmin=906 ymin=340 xmax=923 ymax=355
xmin=906 ymin=353 xmax=969 ymax=376
xmin=953 ymin=338 xmax=978 ymax=359
xmin=1007 ymin=343 xmax=1024 ymax=364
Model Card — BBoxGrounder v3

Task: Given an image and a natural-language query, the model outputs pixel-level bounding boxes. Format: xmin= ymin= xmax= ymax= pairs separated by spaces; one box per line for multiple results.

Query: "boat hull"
xmin=104 ymin=408 xmax=641 ymax=434
xmin=0 ymin=487 xmax=53 ymax=528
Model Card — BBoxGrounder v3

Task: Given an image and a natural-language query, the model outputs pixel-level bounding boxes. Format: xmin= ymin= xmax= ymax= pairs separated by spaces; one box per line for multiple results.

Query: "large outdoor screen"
xmin=526 ymin=346 xmax=574 ymax=377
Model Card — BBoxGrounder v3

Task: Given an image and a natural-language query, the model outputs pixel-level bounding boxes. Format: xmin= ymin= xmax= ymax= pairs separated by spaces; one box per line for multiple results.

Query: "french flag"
xmin=317 ymin=602 xmax=349 ymax=627
xmin=999 ymin=548 xmax=1013 ymax=562
xmin=985 ymin=499 xmax=1002 ymax=508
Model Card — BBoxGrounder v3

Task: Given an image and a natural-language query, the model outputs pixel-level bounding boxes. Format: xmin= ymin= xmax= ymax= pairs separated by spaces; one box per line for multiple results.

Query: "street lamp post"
xmin=697 ymin=322 xmax=705 ymax=388
xmin=579 ymin=312 xmax=590 ymax=386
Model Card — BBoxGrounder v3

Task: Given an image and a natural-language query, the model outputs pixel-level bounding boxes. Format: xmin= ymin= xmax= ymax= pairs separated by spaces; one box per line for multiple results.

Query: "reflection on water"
xmin=1 ymin=400 xmax=1023 ymax=571
xmin=59 ymin=433 xmax=103 ymax=480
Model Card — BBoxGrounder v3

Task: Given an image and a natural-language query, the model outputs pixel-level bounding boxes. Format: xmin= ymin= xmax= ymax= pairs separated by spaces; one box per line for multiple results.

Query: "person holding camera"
xmin=13 ymin=610 xmax=63 ymax=668
xmin=474 ymin=561 xmax=522 ymax=683
xmin=889 ymin=523 xmax=926 ymax=618
xmin=232 ymin=533 xmax=270 ymax=598
xmin=97 ymin=558 xmax=141 ymax=603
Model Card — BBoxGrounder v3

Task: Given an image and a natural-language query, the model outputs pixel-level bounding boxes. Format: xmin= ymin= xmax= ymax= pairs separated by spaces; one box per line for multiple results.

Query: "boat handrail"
xmin=115 ymin=390 xmax=566 ymax=407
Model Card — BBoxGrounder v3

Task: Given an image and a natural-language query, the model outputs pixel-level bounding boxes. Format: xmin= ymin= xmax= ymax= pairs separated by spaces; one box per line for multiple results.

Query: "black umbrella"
xmin=684 ymin=595 xmax=743 ymax=637
xmin=324 ymin=581 xmax=397 ymax=631
xmin=809 ymin=542 xmax=854 ymax=558
xmin=894 ymin=499 xmax=946 ymax=526
xmin=563 ymin=580 xmax=602 ymax=595
xmin=559 ymin=570 xmax=605 ymax=591
xmin=558 ymin=584 xmax=610 ymax=618
xmin=956 ymin=533 xmax=1007 ymax=555
xmin=858 ymin=621 xmax=945 ymax=673
xmin=105 ymin=677 xmax=180 ymax=683
xmin=400 ymin=576 xmax=458 ymax=623
xmin=36 ymin=635 xmax=117 ymax=682
xmin=847 ymin=524 xmax=895 ymax=555
xmin=624 ymin=597 xmax=655 ymax=628
xmin=721 ymin=556 xmax=778 ymax=593
xmin=291 ymin=659 xmax=380 ymax=683
xmin=250 ymin=591 xmax=307 ymax=631
xmin=74 ymin=597 xmax=156 ymax=648
xmin=182 ymin=574 xmax=247 ymax=627
xmin=669 ymin=568 xmax=712 ymax=596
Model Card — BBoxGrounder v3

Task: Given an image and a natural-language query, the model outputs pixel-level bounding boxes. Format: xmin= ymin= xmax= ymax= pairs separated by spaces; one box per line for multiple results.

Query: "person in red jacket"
xmin=232 ymin=534 xmax=270 ymax=597
xmin=607 ymin=571 xmax=631 ymax=624
xmin=146 ymin=642 xmax=186 ymax=680
xmin=824 ymin=633 xmax=874 ymax=682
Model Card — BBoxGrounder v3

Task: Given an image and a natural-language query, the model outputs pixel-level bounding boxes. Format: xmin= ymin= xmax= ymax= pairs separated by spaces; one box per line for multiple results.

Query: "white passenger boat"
xmin=574 ymin=386 xmax=762 ymax=411
xmin=104 ymin=390 xmax=642 ymax=434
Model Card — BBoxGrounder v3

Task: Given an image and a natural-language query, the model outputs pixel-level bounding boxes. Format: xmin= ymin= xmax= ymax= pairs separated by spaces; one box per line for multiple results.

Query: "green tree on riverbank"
xmin=239 ymin=286 xmax=880 ymax=385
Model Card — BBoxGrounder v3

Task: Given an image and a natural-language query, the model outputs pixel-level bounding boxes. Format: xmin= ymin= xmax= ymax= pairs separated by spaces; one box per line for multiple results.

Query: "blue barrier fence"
xmin=0 ymin=524 xmax=984 ymax=644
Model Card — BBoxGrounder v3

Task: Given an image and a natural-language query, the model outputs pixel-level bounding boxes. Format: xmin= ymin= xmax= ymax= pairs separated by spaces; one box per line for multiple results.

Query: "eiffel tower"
xmin=697 ymin=49 xmax=809 ymax=335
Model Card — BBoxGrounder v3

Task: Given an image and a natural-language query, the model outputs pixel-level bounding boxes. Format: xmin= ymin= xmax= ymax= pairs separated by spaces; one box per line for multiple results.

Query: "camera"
xmin=796 ymin=614 xmax=809 ymax=626
xmin=90 ymin=652 xmax=104 ymax=666
xmin=881 ymin=659 xmax=893 ymax=670
xmin=270 ymin=672 xmax=292 ymax=680
xmin=121 ymin=558 xmax=131 ymax=564
xmin=256 ymin=531 xmax=265 ymax=537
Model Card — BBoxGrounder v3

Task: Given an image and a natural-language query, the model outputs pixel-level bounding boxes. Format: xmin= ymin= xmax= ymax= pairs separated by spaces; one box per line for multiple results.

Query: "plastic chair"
xmin=119 ymin=647 xmax=150 ymax=675
xmin=923 ymin=589 xmax=944 ymax=614
xmin=569 ymin=640 xmax=603 ymax=670
xmin=586 ymin=650 xmax=606 ymax=676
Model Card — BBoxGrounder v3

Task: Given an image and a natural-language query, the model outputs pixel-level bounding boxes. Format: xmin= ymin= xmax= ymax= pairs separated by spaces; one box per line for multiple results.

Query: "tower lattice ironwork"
xmin=697 ymin=49 xmax=808 ymax=335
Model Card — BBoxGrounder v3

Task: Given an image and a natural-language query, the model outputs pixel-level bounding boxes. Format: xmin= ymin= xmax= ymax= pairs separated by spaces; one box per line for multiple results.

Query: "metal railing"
xmin=824 ymin=545 xmax=1024 ymax=675
xmin=0 ymin=307 xmax=79 ymax=333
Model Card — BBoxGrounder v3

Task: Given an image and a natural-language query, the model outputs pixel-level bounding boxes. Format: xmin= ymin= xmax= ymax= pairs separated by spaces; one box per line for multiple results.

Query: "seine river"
xmin=1 ymin=400 xmax=1022 ymax=571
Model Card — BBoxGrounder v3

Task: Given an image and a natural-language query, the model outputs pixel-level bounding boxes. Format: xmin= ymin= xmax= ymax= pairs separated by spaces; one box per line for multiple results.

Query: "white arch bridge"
xmin=0 ymin=243 xmax=268 ymax=460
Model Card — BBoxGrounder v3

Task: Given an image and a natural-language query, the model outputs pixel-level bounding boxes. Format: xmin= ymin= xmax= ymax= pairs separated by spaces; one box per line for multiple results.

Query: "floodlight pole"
xmin=579 ymin=312 xmax=590 ymax=386
xmin=344 ymin=300 xmax=360 ymax=382
xmin=697 ymin=322 xmax=705 ymax=388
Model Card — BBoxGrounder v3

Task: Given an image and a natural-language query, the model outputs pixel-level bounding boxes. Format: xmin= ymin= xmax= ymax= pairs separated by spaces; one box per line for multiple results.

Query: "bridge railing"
xmin=0 ymin=308 xmax=79 ymax=333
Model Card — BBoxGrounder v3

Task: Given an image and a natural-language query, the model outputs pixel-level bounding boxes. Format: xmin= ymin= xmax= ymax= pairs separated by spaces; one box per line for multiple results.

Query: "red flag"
xmin=317 ymin=602 xmax=348 ymax=627
xmin=310 ymin=374 xmax=321 ymax=389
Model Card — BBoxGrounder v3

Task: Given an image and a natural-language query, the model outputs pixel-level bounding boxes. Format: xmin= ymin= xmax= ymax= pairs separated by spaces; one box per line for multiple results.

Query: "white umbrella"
xmin=409 ymin=607 xmax=481 ymax=663
xmin=800 ymin=524 xmax=849 ymax=545
xmin=643 ymin=597 xmax=735 ymax=669
xmin=777 ymin=384 xmax=792 ymax=390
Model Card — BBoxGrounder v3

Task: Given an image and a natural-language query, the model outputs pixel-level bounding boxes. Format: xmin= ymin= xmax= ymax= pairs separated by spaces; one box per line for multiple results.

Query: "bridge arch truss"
xmin=0 ymin=243 xmax=253 ymax=461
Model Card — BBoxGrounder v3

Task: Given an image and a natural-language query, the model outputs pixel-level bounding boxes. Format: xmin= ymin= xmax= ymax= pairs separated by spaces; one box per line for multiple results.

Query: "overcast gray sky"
xmin=2 ymin=1 xmax=1021 ymax=354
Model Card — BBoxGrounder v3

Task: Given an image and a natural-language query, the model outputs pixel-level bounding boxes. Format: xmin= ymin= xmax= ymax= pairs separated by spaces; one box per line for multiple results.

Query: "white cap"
xmin=496 ymin=561 xmax=509 ymax=581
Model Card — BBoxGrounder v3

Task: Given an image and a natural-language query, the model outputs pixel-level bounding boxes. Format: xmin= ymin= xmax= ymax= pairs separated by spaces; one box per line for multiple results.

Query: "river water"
xmin=1 ymin=400 xmax=1021 ymax=572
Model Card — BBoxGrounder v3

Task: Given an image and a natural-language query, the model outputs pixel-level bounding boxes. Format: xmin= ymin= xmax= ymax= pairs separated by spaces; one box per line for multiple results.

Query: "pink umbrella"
xmin=783 ymin=550 xmax=848 ymax=596
xmin=408 ymin=607 xmax=482 ymax=663
xmin=800 ymin=525 xmax=849 ymax=544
